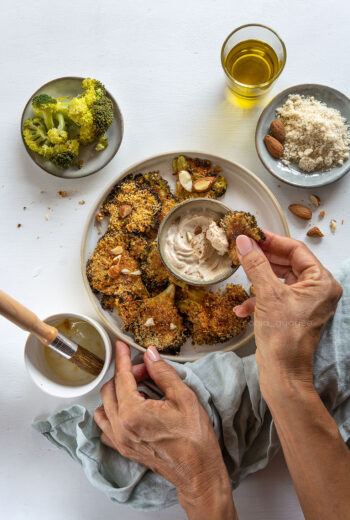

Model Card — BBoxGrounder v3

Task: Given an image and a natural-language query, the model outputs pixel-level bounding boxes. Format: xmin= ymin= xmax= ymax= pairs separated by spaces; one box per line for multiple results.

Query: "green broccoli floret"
xmin=67 ymin=78 xmax=114 ymax=144
xmin=23 ymin=117 xmax=79 ymax=169
xmin=95 ymin=135 xmax=108 ymax=151
xmin=32 ymin=94 xmax=68 ymax=143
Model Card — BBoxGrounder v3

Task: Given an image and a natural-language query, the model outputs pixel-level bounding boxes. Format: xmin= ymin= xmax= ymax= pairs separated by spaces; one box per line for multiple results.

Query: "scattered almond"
xmin=194 ymin=226 xmax=202 ymax=235
xmin=264 ymin=135 xmax=284 ymax=159
xmin=270 ymin=119 xmax=286 ymax=143
xmin=193 ymin=176 xmax=216 ymax=193
xmin=307 ymin=226 xmax=323 ymax=237
xmin=319 ymin=210 xmax=326 ymax=218
xmin=108 ymin=265 xmax=121 ymax=278
xmin=118 ymin=204 xmax=132 ymax=218
xmin=110 ymin=245 xmax=123 ymax=255
xmin=309 ymin=194 xmax=321 ymax=207
xmin=145 ymin=317 xmax=155 ymax=327
xmin=288 ymin=204 xmax=312 ymax=220
xmin=330 ymin=219 xmax=337 ymax=233
xmin=58 ymin=190 xmax=67 ymax=198
xmin=17 ymin=223 xmax=21 ymax=228
xmin=79 ymin=200 xmax=85 ymax=205
xmin=178 ymin=170 xmax=193 ymax=192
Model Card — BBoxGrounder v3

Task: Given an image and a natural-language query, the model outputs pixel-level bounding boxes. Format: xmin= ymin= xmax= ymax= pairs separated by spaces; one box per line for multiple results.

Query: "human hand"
xmin=94 ymin=340 xmax=237 ymax=520
xmin=233 ymin=231 xmax=342 ymax=402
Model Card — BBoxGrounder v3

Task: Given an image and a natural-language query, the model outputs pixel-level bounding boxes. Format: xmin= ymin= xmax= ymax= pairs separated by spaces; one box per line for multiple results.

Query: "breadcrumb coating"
xmin=220 ymin=211 xmax=265 ymax=266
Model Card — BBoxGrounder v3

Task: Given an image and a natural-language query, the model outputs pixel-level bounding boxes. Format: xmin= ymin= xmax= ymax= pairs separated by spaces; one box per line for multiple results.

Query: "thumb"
xmin=144 ymin=346 xmax=185 ymax=399
xmin=236 ymin=235 xmax=279 ymax=295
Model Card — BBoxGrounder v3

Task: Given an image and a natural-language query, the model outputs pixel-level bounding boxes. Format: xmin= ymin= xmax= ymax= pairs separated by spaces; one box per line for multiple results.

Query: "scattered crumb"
xmin=79 ymin=200 xmax=85 ymax=205
xmin=97 ymin=231 xmax=102 ymax=235
xmin=330 ymin=219 xmax=337 ymax=233
xmin=72 ymin=189 xmax=76 ymax=193
xmin=277 ymin=184 xmax=281 ymax=187
xmin=23 ymin=206 xmax=27 ymax=211
xmin=342 ymin=219 xmax=344 ymax=225
xmin=77 ymin=160 xmax=83 ymax=169
xmin=40 ymin=190 xmax=45 ymax=194
xmin=17 ymin=223 xmax=21 ymax=228
xmin=36 ymin=236 xmax=40 ymax=239
xmin=58 ymin=190 xmax=67 ymax=198
xmin=319 ymin=210 xmax=326 ymax=218
xmin=45 ymin=215 xmax=49 ymax=221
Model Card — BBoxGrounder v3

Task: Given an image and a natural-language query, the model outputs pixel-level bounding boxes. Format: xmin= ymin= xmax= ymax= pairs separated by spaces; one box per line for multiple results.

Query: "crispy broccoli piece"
xmin=32 ymin=94 xmax=68 ymax=144
xmin=103 ymin=175 xmax=161 ymax=235
xmin=125 ymin=284 xmax=188 ymax=354
xmin=220 ymin=211 xmax=266 ymax=266
xmin=95 ymin=135 xmax=108 ymax=151
xmin=23 ymin=118 xmax=79 ymax=169
xmin=172 ymin=155 xmax=227 ymax=201
xmin=177 ymin=284 xmax=250 ymax=345
xmin=67 ymin=78 xmax=114 ymax=144
xmin=135 ymin=172 xmax=177 ymax=221
xmin=140 ymin=240 xmax=170 ymax=294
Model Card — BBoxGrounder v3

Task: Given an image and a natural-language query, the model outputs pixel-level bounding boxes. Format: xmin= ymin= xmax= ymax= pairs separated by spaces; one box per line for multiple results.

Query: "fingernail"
xmin=236 ymin=235 xmax=254 ymax=256
xmin=147 ymin=346 xmax=160 ymax=362
xmin=232 ymin=305 xmax=240 ymax=315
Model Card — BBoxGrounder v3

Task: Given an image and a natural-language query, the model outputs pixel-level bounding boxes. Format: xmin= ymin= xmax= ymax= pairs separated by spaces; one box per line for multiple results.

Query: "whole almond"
xmin=118 ymin=204 xmax=132 ymax=218
xmin=307 ymin=226 xmax=323 ymax=237
xmin=270 ymin=119 xmax=286 ymax=143
xmin=264 ymin=135 xmax=284 ymax=159
xmin=288 ymin=204 xmax=312 ymax=220
xmin=193 ymin=176 xmax=216 ymax=193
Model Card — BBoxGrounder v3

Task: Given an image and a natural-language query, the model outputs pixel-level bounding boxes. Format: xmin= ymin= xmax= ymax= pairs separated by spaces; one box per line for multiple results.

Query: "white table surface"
xmin=1 ymin=0 xmax=349 ymax=518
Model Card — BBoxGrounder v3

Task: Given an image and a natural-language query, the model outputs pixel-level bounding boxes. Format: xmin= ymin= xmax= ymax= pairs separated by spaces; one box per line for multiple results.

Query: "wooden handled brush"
xmin=0 ymin=290 xmax=104 ymax=376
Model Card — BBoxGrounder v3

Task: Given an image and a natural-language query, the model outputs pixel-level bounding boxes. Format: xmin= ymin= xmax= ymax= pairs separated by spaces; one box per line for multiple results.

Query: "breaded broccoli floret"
xmin=86 ymin=230 xmax=148 ymax=299
xmin=172 ymin=155 xmax=227 ymax=201
xmin=135 ymin=172 xmax=177 ymax=221
xmin=67 ymin=78 xmax=113 ymax=144
xmin=220 ymin=211 xmax=266 ymax=266
xmin=125 ymin=284 xmax=188 ymax=354
xmin=177 ymin=284 xmax=250 ymax=345
xmin=140 ymin=240 xmax=170 ymax=295
xmin=23 ymin=118 xmax=79 ymax=169
xmin=103 ymin=175 xmax=161 ymax=235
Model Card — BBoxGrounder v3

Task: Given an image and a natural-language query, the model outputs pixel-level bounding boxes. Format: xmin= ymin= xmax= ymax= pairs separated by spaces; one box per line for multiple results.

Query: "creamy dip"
xmin=164 ymin=211 xmax=231 ymax=282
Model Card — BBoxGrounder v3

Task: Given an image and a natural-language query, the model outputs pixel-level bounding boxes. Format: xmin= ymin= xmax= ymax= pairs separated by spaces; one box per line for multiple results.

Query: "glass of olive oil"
xmin=221 ymin=24 xmax=286 ymax=99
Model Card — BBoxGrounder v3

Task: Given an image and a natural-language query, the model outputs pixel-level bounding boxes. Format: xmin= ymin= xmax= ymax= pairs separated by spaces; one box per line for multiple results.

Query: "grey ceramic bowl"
xmin=256 ymin=84 xmax=350 ymax=188
xmin=21 ymin=77 xmax=124 ymax=179
xmin=158 ymin=198 xmax=237 ymax=286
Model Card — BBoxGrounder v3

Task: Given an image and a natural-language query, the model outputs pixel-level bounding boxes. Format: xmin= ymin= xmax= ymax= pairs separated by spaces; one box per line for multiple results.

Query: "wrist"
xmin=179 ymin=477 xmax=236 ymax=520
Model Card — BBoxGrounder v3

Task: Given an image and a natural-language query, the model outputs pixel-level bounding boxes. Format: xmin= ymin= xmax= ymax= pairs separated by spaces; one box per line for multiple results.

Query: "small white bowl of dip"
xmin=24 ymin=313 xmax=112 ymax=398
xmin=158 ymin=199 xmax=237 ymax=286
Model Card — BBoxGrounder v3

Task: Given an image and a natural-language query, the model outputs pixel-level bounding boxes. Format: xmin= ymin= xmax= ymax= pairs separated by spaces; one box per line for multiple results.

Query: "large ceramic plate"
xmin=256 ymin=84 xmax=350 ymax=188
xmin=81 ymin=151 xmax=289 ymax=362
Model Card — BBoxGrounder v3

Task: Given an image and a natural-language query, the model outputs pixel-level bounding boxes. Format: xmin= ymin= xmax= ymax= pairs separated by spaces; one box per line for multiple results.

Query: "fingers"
xmin=236 ymin=235 xmax=281 ymax=296
xmin=115 ymin=340 xmax=139 ymax=402
xmin=94 ymin=405 xmax=114 ymax=437
xmin=270 ymin=263 xmax=298 ymax=285
xmin=100 ymin=379 xmax=118 ymax=420
xmin=101 ymin=432 xmax=117 ymax=449
xmin=234 ymin=297 xmax=256 ymax=317
xmin=143 ymin=346 xmax=187 ymax=401
xmin=132 ymin=363 xmax=149 ymax=382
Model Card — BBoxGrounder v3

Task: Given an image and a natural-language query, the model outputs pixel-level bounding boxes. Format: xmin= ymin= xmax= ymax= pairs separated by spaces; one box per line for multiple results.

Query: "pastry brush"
xmin=0 ymin=290 xmax=104 ymax=376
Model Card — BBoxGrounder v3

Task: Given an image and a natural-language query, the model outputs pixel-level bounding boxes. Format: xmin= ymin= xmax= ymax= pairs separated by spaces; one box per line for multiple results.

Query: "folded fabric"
xmin=33 ymin=259 xmax=350 ymax=511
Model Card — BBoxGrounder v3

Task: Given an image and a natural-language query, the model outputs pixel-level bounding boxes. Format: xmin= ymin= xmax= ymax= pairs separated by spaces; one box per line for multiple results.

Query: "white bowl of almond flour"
xmin=256 ymin=84 xmax=350 ymax=187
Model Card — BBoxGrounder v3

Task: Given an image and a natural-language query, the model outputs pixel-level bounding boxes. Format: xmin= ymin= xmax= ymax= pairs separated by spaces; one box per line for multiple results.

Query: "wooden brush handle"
xmin=0 ymin=290 xmax=57 ymax=345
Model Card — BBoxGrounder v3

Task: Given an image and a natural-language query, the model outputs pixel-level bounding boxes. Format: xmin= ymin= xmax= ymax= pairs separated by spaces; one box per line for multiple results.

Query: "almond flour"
xmin=276 ymin=94 xmax=349 ymax=172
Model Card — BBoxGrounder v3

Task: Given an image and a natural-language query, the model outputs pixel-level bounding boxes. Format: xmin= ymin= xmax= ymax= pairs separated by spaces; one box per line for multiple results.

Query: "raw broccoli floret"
xmin=23 ymin=118 xmax=51 ymax=154
xmin=67 ymin=78 xmax=114 ymax=144
xmin=32 ymin=94 xmax=68 ymax=144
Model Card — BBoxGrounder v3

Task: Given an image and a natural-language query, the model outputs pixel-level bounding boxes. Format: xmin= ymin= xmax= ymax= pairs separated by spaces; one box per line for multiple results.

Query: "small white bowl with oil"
xmin=24 ymin=313 xmax=112 ymax=398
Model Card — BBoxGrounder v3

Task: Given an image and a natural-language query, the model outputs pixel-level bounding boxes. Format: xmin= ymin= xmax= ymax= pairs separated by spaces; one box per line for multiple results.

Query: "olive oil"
xmin=224 ymin=39 xmax=280 ymax=86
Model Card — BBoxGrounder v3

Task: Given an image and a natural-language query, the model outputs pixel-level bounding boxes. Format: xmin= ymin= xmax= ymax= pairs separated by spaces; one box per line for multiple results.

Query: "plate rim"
xmin=20 ymin=76 xmax=124 ymax=179
xmin=255 ymin=83 xmax=350 ymax=188
xmin=80 ymin=150 xmax=290 ymax=362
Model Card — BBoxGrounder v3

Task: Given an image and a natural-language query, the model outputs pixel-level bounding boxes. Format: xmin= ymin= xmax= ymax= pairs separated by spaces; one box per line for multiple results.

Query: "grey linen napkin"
xmin=33 ymin=260 xmax=350 ymax=511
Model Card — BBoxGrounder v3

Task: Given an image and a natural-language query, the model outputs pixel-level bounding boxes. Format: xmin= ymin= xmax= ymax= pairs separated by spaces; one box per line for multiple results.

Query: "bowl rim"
xmin=20 ymin=76 xmax=124 ymax=179
xmin=80 ymin=150 xmax=290 ymax=362
xmin=157 ymin=198 xmax=237 ymax=286
xmin=24 ymin=312 xmax=112 ymax=398
xmin=220 ymin=23 xmax=287 ymax=89
xmin=255 ymin=83 xmax=350 ymax=187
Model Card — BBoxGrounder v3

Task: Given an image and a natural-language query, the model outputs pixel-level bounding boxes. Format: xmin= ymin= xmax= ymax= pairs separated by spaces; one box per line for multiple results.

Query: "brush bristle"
xmin=70 ymin=346 xmax=104 ymax=376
